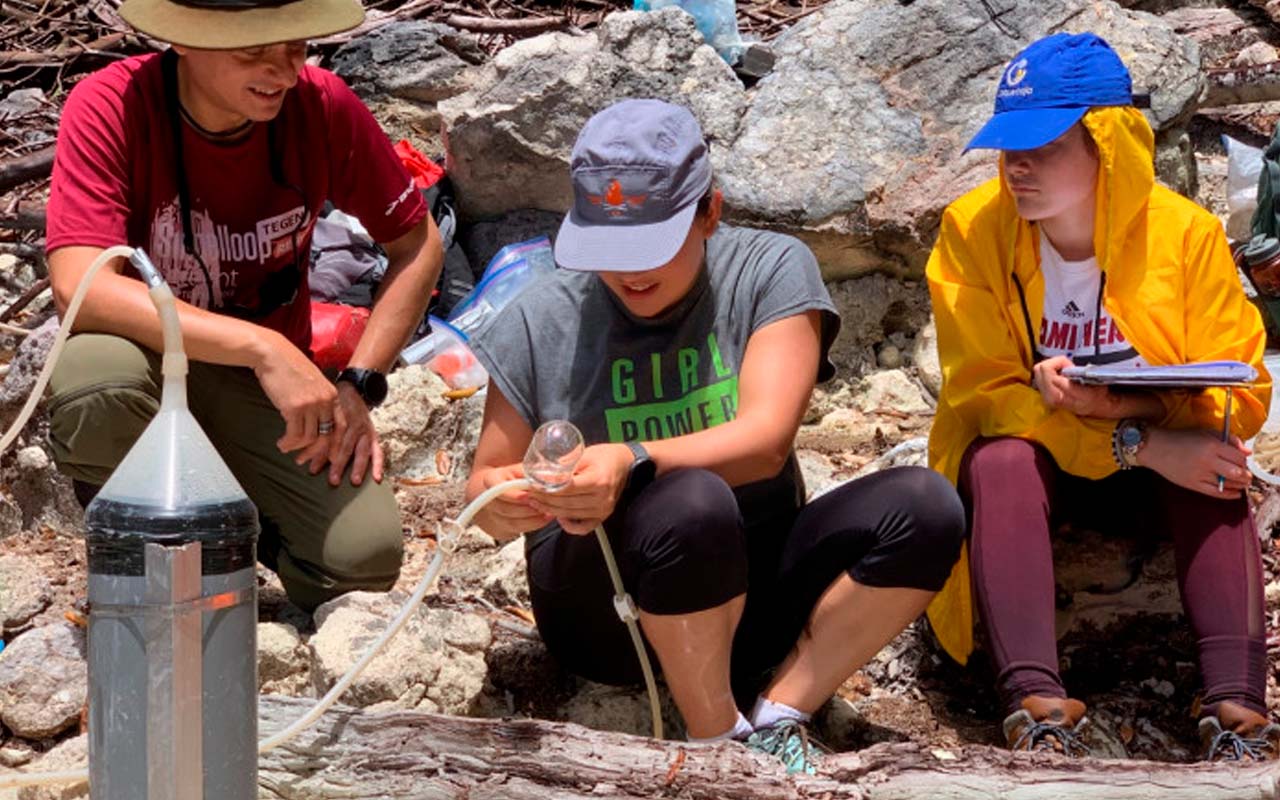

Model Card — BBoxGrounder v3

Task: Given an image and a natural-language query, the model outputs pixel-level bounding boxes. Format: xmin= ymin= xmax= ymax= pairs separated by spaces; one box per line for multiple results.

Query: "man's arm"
xmin=49 ymin=245 xmax=339 ymax=457
xmin=317 ymin=214 xmax=443 ymax=485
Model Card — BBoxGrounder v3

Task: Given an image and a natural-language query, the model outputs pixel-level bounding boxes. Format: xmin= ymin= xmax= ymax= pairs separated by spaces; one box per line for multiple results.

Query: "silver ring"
xmin=318 ymin=420 xmax=335 ymax=435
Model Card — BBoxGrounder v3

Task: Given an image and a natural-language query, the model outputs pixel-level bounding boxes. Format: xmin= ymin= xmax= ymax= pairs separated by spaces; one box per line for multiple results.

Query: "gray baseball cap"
xmin=555 ymin=99 xmax=713 ymax=273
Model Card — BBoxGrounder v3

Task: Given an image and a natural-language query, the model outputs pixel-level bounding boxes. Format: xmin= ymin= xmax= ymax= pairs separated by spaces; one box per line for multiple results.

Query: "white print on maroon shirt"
xmin=384 ymin=177 xmax=415 ymax=217
xmin=147 ymin=197 xmax=306 ymax=309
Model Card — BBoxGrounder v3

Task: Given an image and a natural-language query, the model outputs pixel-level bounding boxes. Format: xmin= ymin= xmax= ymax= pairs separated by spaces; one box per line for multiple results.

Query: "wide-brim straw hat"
xmin=119 ymin=0 xmax=364 ymax=50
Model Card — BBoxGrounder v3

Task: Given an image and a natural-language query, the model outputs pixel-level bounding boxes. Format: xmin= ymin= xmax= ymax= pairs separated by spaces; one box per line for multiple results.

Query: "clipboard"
xmin=1061 ymin=361 xmax=1258 ymax=388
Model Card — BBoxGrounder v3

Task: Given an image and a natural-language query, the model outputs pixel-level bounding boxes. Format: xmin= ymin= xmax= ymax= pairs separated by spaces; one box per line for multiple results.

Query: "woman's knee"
xmin=624 ymin=469 xmax=747 ymax=612
xmin=961 ymin=437 xmax=1050 ymax=484
xmin=627 ymin=468 xmax=742 ymax=562
xmin=851 ymin=466 xmax=966 ymax=590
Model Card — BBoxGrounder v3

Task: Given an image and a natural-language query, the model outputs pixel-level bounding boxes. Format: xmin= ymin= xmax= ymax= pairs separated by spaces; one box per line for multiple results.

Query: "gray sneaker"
xmin=744 ymin=719 xmax=827 ymax=776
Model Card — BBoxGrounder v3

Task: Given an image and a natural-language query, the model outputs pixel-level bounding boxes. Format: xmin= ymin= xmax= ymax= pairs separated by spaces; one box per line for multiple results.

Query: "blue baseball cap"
xmin=965 ymin=32 xmax=1134 ymax=152
xmin=556 ymin=99 xmax=712 ymax=273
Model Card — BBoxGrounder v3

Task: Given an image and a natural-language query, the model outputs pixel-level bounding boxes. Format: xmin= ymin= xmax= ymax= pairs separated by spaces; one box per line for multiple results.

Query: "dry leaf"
xmin=443 ymin=387 xmax=480 ymax=400
xmin=436 ymin=450 xmax=452 ymax=476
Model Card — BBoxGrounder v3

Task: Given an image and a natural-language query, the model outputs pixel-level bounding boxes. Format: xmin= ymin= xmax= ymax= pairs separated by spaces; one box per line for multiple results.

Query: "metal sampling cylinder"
xmin=83 ymin=247 xmax=260 ymax=800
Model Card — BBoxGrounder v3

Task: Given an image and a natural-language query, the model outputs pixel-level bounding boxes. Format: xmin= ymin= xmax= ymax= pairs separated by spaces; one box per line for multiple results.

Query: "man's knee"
xmin=275 ymin=485 xmax=403 ymax=612
xmin=47 ymin=335 xmax=161 ymax=483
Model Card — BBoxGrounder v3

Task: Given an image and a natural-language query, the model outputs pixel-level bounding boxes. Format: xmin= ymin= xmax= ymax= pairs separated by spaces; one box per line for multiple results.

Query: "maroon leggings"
xmin=961 ymin=437 xmax=1267 ymax=717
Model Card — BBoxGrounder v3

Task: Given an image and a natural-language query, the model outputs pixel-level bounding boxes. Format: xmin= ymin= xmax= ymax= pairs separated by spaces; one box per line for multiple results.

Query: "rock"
xmin=910 ymin=318 xmax=942 ymax=399
xmin=15 ymin=446 xmax=48 ymax=474
xmin=1080 ymin=708 xmax=1131 ymax=759
xmin=0 ymin=740 xmax=33 ymax=767
xmin=17 ymin=734 xmax=87 ymax=800
xmin=373 ymin=365 xmax=486 ymax=480
xmin=331 ymin=22 xmax=484 ymax=103
xmin=1058 ymin=541 xmax=1182 ymax=637
xmin=481 ymin=537 xmax=529 ymax=608
xmin=826 ymin=275 xmax=931 ymax=379
xmin=854 ymin=370 xmax=933 ymax=415
xmin=0 ymin=624 xmax=86 ymax=739
xmin=796 ymin=448 xmax=840 ymax=500
xmin=1233 ymin=40 xmax=1278 ymax=67
xmin=562 ymin=681 xmax=680 ymax=738
xmin=309 ymin=592 xmax=490 ymax=715
xmin=1051 ymin=527 xmax=1144 ymax=596
xmin=440 ymin=8 xmax=746 ymax=219
xmin=0 ymin=317 xmax=57 ymax=410
xmin=459 ymin=209 xmax=562 ymax=278
xmin=258 ymin=622 xmax=312 ymax=697
xmin=795 ymin=407 xmax=880 ymax=453
xmin=718 ymin=0 xmax=1201 ymax=279
xmin=1267 ymin=579 xmax=1280 ymax=607
xmin=0 ymin=554 xmax=52 ymax=630
xmin=0 ymin=88 xmax=45 ymax=122
xmin=877 ymin=344 xmax=902 ymax=369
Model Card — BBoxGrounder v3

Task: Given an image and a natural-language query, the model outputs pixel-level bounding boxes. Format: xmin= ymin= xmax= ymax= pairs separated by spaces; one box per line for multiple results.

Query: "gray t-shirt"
xmin=471 ymin=224 xmax=839 ymax=448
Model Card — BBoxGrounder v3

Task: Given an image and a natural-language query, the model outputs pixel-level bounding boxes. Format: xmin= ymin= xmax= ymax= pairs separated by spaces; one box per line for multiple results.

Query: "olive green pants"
xmin=47 ymin=334 xmax=403 ymax=611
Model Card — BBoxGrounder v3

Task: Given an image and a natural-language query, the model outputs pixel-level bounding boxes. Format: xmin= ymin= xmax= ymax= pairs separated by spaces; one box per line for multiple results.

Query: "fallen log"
xmin=254 ymin=695 xmax=1280 ymax=800
xmin=0 ymin=147 xmax=54 ymax=195
xmin=1203 ymin=61 xmax=1280 ymax=109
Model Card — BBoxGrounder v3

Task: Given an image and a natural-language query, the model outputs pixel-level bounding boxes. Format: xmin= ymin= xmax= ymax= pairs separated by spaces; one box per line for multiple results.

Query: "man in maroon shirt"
xmin=44 ymin=0 xmax=443 ymax=611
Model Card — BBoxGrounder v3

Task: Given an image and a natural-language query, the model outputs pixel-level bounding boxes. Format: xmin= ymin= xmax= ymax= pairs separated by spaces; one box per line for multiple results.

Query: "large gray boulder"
xmin=441 ymin=0 xmax=1201 ymax=279
xmin=720 ymin=0 xmax=1202 ymax=279
xmin=440 ymin=8 xmax=747 ymax=219
xmin=373 ymin=365 xmax=486 ymax=481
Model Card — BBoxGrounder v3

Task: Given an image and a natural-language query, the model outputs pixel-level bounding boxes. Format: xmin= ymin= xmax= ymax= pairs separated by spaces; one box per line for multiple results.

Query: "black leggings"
xmin=525 ymin=464 xmax=965 ymax=702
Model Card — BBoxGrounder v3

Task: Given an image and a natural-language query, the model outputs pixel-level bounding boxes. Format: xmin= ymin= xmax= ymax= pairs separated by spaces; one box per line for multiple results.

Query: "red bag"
xmin=310 ymin=302 xmax=370 ymax=371
xmin=393 ymin=140 xmax=445 ymax=189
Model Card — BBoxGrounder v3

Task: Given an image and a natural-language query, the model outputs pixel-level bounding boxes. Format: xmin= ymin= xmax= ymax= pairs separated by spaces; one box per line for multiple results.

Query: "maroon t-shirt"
xmin=46 ymin=53 xmax=427 ymax=351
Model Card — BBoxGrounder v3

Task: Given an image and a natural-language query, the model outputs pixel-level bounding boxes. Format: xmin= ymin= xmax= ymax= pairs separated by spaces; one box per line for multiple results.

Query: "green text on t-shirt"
xmin=604 ymin=332 xmax=737 ymax=441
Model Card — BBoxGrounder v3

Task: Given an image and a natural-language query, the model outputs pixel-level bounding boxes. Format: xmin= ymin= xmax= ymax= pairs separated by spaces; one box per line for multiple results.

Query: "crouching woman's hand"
xmin=526 ymin=443 xmax=634 ymax=535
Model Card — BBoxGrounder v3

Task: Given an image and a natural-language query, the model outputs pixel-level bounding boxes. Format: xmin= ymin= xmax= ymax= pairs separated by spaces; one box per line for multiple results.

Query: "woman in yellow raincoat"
xmin=925 ymin=32 xmax=1275 ymax=761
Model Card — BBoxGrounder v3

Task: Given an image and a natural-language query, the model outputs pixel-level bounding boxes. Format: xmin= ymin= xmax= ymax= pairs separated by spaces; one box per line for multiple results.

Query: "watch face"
xmin=363 ymin=371 xmax=389 ymax=406
xmin=1121 ymin=424 xmax=1144 ymax=449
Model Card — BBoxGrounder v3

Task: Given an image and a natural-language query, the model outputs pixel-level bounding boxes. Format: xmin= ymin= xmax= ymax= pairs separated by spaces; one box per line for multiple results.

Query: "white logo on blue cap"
xmin=1004 ymin=58 xmax=1028 ymax=87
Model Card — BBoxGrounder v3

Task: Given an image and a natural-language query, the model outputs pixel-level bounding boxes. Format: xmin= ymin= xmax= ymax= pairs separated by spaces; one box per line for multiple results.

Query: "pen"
xmin=1218 ymin=387 xmax=1233 ymax=493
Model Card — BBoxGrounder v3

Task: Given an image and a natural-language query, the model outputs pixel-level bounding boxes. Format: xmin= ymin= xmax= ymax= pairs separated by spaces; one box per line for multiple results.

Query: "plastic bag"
xmin=634 ymin=0 xmax=743 ymax=64
xmin=400 ymin=315 xmax=489 ymax=390
xmin=1226 ymin=134 xmax=1264 ymax=242
xmin=446 ymin=236 xmax=554 ymax=338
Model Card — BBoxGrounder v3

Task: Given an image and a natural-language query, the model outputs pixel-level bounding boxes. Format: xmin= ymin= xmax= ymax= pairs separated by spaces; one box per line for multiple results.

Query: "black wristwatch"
xmin=621 ymin=441 xmax=657 ymax=505
xmin=336 ymin=367 xmax=389 ymax=409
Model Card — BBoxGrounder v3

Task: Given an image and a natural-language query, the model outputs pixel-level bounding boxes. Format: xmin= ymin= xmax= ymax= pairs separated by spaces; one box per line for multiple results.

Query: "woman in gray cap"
xmin=466 ymin=98 xmax=965 ymax=774
xmin=44 ymin=0 xmax=443 ymax=611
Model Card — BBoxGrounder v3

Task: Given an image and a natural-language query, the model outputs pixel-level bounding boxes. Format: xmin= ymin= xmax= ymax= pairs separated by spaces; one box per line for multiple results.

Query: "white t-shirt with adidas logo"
xmin=1037 ymin=230 xmax=1144 ymax=367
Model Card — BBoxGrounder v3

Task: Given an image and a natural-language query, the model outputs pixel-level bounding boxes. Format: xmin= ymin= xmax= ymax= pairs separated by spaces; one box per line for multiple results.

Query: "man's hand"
xmin=324 ymin=383 xmax=384 ymax=486
xmin=1032 ymin=355 xmax=1123 ymax=419
xmin=253 ymin=333 xmax=340 ymax=456
xmin=1135 ymin=428 xmax=1252 ymax=499
xmin=472 ymin=464 xmax=553 ymax=541
xmin=527 ymin=443 xmax=633 ymax=535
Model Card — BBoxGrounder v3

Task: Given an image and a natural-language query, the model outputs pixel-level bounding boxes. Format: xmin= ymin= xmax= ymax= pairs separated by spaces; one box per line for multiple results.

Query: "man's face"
xmin=596 ymin=192 xmax=722 ymax=318
xmin=1001 ymin=123 xmax=1099 ymax=222
xmin=173 ymin=41 xmax=308 ymax=125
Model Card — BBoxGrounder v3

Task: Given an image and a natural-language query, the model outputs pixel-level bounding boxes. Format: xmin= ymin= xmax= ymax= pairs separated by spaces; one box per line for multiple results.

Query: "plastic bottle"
xmin=1243 ymin=234 xmax=1280 ymax=296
